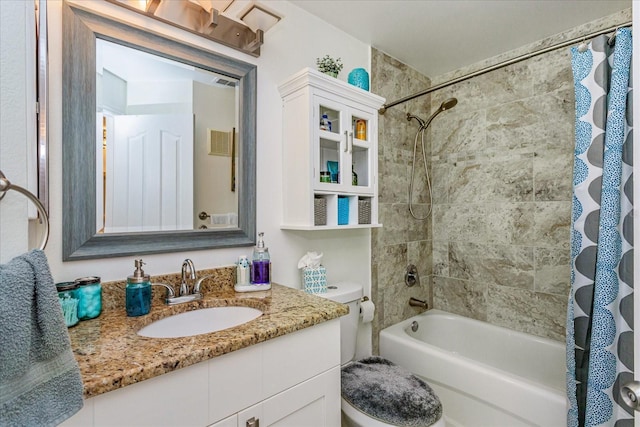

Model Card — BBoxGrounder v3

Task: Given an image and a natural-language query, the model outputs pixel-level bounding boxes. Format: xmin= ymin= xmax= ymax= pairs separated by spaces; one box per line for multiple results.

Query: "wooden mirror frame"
xmin=62 ymin=1 xmax=256 ymax=260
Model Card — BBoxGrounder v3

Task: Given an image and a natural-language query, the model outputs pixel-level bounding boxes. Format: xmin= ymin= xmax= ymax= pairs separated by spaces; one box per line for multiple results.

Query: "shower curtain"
xmin=567 ymin=27 xmax=634 ymax=427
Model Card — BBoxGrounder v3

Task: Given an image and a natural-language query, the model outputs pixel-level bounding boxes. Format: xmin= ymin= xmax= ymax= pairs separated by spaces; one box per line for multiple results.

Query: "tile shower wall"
xmin=371 ymin=9 xmax=630 ymax=345
xmin=428 ymin=10 xmax=630 ymax=342
xmin=370 ymin=50 xmax=433 ymax=352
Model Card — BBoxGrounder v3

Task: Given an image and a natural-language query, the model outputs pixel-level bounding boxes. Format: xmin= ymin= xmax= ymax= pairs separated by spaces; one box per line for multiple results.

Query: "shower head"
xmin=440 ymin=97 xmax=458 ymax=111
xmin=422 ymin=97 xmax=458 ymax=129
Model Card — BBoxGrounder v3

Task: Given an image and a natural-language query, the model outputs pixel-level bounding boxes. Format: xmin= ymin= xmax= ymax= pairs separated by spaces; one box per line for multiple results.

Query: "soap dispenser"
xmin=126 ymin=259 xmax=152 ymax=317
xmin=250 ymin=232 xmax=271 ymax=287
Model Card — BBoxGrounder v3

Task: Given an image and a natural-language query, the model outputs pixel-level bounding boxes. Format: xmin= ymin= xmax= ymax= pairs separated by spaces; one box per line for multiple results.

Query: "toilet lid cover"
xmin=341 ymin=357 xmax=442 ymax=427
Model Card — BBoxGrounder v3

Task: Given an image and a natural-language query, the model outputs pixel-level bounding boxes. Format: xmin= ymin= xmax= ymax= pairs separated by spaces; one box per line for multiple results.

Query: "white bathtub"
xmin=379 ymin=309 xmax=566 ymax=427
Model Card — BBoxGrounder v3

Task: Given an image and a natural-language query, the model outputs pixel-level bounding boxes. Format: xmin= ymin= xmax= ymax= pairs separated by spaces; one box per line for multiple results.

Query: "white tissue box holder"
xmin=302 ymin=266 xmax=327 ymax=294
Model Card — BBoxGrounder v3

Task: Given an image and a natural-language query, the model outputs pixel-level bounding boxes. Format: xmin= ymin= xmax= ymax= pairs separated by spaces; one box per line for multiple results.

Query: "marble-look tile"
xmin=406 ymin=204 xmax=431 ymax=241
xmin=448 ymin=157 xmax=533 ymax=204
xmin=432 ymin=276 xmax=487 ymax=321
xmin=430 ymin=161 xmax=450 ymax=205
xmin=530 ymin=201 xmax=572 ymax=249
xmin=382 ymin=278 xmax=431 ymax=330
xmin=409 ymin=155 xmax=433 ymax=205
xmin=534 ymin=247 xmax=571 ymax=296
xmin=431 ymin=61 xmax=533 ymax=115
xmin=448 ymin=242 xmax=534 ymax=290
xmin=378 ymin=148 xmax=410 ymax=204
xmin=371 ymin=50 xmax=406 ymax=100
xmin=534 ymin=150 xmax=573 ymax=201
xmin=442 ymin=203 xmax=535 ymax=246
xmin=379 ymin=108 xmax=410 ymax=153
xmin=375 ymin=243 xmax=408 ymax=291
xmin=432 ymin=240 xmax=449 ymax=277
xmin=486 ymin=284 xmax=567 ymax=341
xmin=486 ymin=91 xmax=574 ymax=153
xmin=431 ymin=205 xmax=449 ymax=241
xmin=407 ymin=240 xmax=433 ymax=278
xmin=528 ymin=49 xmax=573 ymax=95
xmin=430 ymin=110 xmax=486 ymax=157
xmin=375 ymin=203 xmax=409 ymax=248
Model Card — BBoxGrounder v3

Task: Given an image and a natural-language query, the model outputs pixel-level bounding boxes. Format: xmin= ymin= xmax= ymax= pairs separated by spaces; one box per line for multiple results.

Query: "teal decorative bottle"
xmin=348 ymin=68 xmax=369 ymax=91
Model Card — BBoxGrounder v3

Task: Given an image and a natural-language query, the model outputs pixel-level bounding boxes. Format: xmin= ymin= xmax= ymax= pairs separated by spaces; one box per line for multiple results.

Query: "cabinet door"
xmin=314 ymin=95 xmax=375 ymax=196
xmin=209 ymin=414 xmax=237 ymax=427
xmin=237 ymin=367 xmax=340 ymax=427
xmin=347 ymin=107 xmax=375 ymax=195
xmin=314 ymin=96 xmax=347 ymax=192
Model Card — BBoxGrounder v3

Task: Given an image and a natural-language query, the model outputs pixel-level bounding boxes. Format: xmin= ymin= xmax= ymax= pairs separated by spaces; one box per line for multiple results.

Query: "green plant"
xmin=316 ymin=55 xmax=344 ymax=76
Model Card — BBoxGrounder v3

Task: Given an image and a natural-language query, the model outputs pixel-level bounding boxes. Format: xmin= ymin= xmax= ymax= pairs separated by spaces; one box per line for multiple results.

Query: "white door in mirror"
xmin=137 ymin=307 xmax=262 ymax=338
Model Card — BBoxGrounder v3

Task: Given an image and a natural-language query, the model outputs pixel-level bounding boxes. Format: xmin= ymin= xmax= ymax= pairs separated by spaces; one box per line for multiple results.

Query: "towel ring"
xmin=0 ymin=170 xmax=49 ymax=250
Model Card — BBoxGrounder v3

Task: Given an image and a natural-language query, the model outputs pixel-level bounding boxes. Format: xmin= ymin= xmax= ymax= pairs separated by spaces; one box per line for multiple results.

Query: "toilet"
xmin=319 ymin=282 xmax=445 ymax=427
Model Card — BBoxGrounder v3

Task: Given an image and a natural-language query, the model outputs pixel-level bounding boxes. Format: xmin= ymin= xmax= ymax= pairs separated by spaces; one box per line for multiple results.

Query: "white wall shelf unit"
xmin=278 ymin=68 xmax=385 ymax=230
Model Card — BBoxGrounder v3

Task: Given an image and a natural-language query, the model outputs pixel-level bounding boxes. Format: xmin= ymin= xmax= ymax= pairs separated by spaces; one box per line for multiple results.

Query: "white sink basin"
xmin=137 ymin=306 xmax=263 ymax=338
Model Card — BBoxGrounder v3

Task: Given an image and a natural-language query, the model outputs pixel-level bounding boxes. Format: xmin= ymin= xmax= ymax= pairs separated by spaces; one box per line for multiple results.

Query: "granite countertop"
xmin=68 ymin=278 xmax=348 ymax=399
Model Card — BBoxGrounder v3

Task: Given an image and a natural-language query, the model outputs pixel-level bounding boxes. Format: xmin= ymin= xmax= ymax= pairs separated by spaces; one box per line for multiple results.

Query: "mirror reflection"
xmin=96 ymin=39 xmax=239 ymax=233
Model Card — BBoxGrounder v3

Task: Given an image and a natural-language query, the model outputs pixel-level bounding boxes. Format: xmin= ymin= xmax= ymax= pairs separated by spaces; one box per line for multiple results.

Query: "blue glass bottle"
xmin=75 ymin=276 xmax=102 ymax=320
xmin=126 ymin=259 xmax=152 ymax=317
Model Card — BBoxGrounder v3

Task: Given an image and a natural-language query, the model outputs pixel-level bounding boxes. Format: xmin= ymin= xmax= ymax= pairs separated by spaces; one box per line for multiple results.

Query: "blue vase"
xmin=348 ymin=68 xmax=369 ymax=91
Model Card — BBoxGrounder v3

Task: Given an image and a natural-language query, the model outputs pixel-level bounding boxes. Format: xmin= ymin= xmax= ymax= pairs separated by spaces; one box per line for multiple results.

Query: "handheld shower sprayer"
xmin=406 ymin=97 xmax=458 ymax=220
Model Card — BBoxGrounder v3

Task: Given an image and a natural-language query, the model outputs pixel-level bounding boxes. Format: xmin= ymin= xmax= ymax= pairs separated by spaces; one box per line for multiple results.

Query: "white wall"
xmin=3 ymin=1 xmax=372 ymax=297
xmin=0 ymin=1 xmax=32 ymax=262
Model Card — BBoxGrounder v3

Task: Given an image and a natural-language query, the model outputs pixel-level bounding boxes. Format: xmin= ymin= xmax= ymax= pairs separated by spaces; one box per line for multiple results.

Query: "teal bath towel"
xmin=0 ymin=250 xmax=84 ymax=426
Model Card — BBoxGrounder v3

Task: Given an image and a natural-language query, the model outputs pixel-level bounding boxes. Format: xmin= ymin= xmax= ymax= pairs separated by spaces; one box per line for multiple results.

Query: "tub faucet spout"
xmin=409 ymin=297 xmax=428 ymax=309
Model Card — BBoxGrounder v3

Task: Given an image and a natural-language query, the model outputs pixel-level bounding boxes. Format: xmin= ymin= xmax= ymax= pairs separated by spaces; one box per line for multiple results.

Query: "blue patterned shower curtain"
xmin=567 ymin=28 xmax=634 ymax=427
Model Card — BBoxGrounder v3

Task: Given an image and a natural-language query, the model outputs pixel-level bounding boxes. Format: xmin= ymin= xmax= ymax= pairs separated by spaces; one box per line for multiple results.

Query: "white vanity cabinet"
xmin=60 ymin=319 xmax=340 ymax=427
xmin=278 ymin=68 xmax=385 ymax=230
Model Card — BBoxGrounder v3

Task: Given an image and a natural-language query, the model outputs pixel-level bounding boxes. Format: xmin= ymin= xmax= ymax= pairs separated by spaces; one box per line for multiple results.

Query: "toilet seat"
xmin=342 ymin=398 xmax=446 ymax=427
xmin=341 ymin=357 xmax=443 ymax=427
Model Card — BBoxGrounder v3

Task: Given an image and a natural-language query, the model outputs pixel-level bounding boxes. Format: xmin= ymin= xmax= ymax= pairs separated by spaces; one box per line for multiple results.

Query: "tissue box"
xmin=302 ymin=266 xmax=327 ymax=294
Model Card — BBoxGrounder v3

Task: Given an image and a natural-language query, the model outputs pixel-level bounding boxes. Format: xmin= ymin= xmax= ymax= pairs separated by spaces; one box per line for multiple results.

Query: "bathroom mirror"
xmin=62 ymin=2 xmax=256 ymax=260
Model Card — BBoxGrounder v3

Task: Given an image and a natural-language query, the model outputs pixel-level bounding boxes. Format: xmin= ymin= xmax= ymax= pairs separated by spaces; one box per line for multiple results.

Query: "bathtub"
xmin=379 ymin=309 xmax=566 ymax=427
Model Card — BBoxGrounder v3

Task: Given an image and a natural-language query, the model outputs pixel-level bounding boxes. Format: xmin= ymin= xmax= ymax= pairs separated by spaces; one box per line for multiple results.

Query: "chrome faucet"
xmin=180 ymin=259 xmax=196 ymax=296
xmin=158 ymin=259 xmax=203 ymax=306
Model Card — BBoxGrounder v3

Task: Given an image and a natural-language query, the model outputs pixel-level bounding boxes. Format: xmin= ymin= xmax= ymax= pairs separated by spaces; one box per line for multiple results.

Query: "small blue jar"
xmin=75 ymin=276 xmax=102 ymax=320
xmin=348 ymin=68 xmax=369 ymax=91
xmin=56 ymin=282 xmax=79 ymax=327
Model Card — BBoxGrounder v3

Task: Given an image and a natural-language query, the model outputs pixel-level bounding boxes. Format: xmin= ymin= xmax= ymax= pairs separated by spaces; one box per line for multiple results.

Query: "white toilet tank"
xmin=317 ymin=282 xmax=363 ymax=365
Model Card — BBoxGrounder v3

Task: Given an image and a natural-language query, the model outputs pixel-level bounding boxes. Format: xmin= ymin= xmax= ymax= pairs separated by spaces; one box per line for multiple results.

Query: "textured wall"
xmin=370 ymin=50 xmax=433 ymax=352
xmin=429 ymin=49 xmax=573 ymax=342
xmin=371 ymin=9 xmax=631 ymax=345
xmin=428 ymin=10 xmax=631 ymax=342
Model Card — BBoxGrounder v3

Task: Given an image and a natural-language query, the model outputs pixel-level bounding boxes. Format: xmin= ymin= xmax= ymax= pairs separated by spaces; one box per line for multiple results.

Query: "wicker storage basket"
xmin=358 ymin=199 xmax=371 ymax=224
xmin=314 ymin=197 xmax=327 ymax=226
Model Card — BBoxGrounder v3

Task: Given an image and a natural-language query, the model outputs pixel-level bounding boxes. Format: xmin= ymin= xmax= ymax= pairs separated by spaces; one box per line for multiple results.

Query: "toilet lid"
xmin=341 ymin=357 xmax=442 ymax=427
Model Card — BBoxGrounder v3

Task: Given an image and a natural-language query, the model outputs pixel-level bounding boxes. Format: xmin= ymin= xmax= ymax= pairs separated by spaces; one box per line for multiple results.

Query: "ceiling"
xmin=288 ymin=0 xmax=631 ymax=78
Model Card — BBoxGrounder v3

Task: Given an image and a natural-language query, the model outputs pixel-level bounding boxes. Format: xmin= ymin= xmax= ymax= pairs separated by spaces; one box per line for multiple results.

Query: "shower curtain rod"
xmin=378 ymin=20 xmax=632 ymax=114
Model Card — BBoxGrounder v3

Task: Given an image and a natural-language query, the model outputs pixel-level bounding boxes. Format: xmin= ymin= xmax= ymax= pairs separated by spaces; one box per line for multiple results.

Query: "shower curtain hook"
xmin=608 ymin=27 xmax=620 ymax=46
xmin=577 ymin=37 xmax=589 ymax=53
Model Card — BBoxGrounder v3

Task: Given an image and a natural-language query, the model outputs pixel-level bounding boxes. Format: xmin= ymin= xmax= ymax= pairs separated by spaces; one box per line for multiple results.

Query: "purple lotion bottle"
xmin=250 ymin=232 xmax=271 ymax=285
